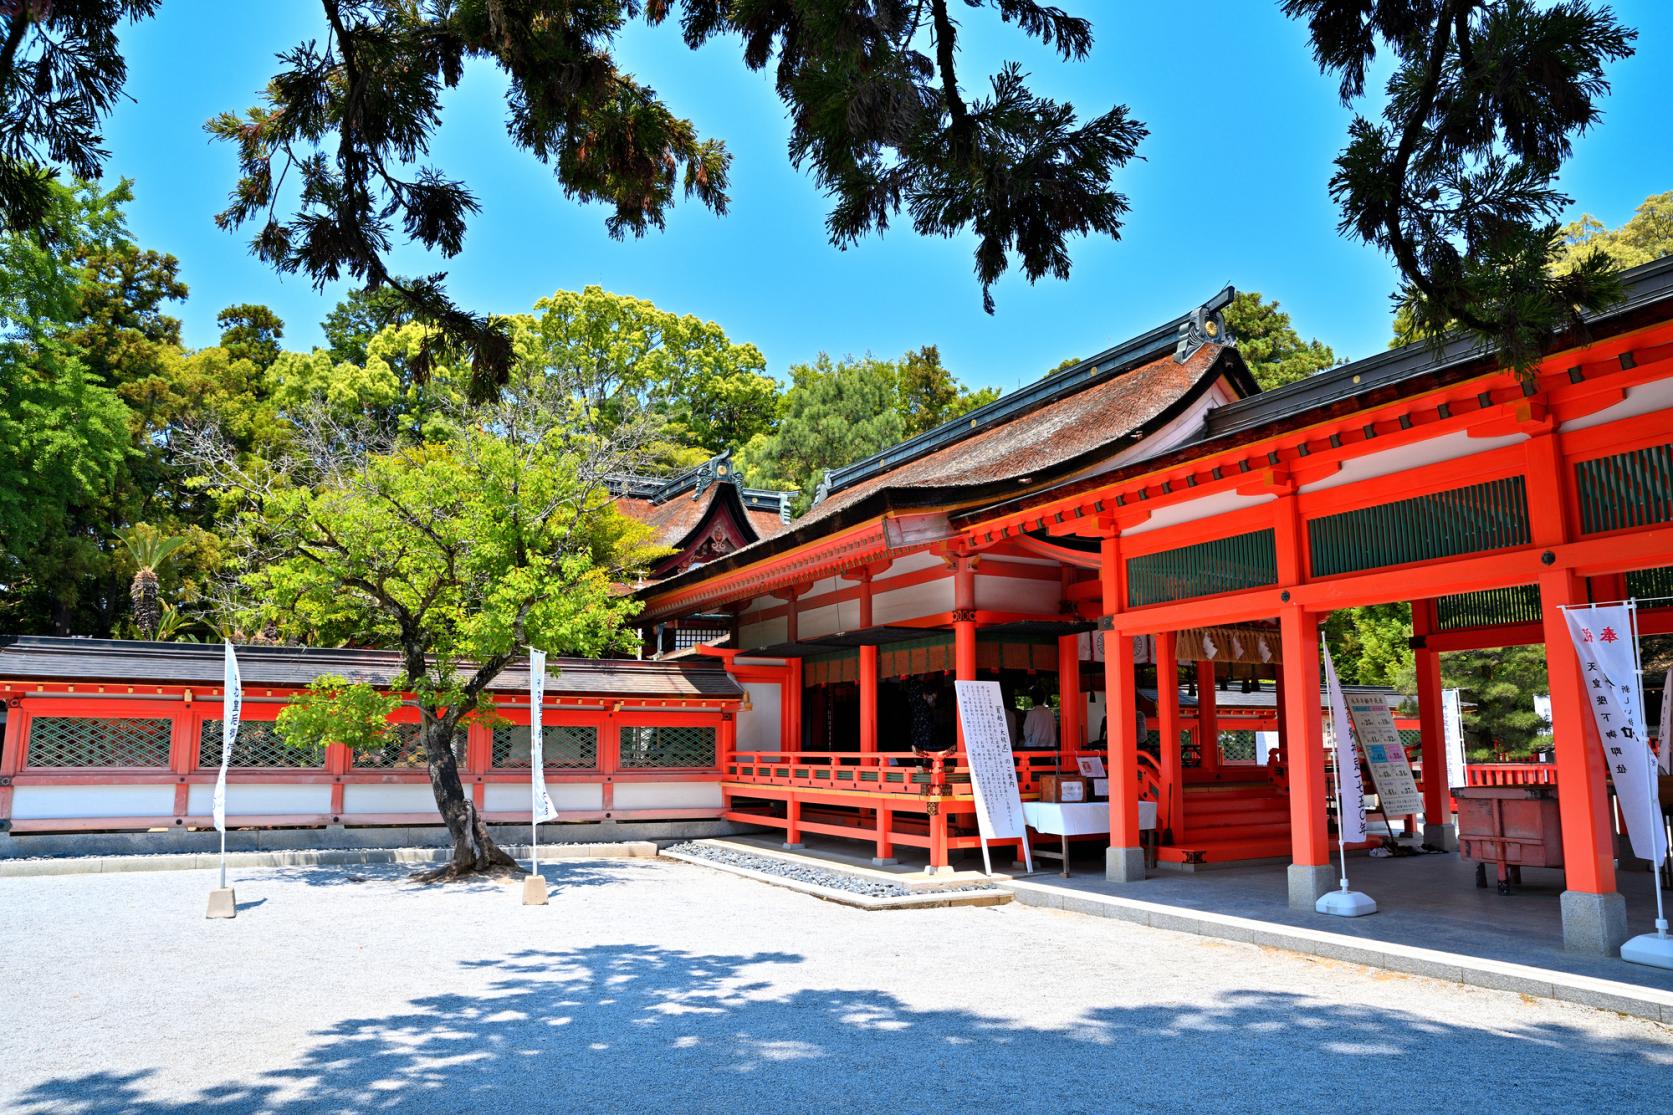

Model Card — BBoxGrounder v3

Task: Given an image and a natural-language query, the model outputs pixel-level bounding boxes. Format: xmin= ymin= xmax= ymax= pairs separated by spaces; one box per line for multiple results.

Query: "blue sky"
xmin=103 ymin=2 xmax=1673 ymax=393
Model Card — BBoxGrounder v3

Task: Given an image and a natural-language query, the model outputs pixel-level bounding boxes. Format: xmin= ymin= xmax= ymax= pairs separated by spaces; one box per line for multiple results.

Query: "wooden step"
xmin=1182 ymin=806 xmax=1292 ymax=829
xmin=1179 ymin=820 xmax=1293 ymax=843
xmin=1157 ymin=837 xmax=1295 ymax=864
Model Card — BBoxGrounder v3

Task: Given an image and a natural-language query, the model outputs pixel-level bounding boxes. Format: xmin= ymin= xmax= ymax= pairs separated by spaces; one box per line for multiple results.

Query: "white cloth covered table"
xmin=1022 ymin=800 xmax=1156 ymax=877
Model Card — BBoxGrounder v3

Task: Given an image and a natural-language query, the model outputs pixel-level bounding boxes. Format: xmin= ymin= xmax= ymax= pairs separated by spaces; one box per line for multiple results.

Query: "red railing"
xmin=1465 ymin=762 xmax=1558 ymax=787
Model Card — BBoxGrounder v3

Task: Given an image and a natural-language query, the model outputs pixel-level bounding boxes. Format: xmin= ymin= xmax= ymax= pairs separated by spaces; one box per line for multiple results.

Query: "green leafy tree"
xmin=1324 ymin=604 xmax=1413 ymax=687
xmin=216 ymin=303 xmax=285 ymax=370
xmin=738 ymin=354 xmax=903 ymax=511
xmin=897 ymin=345 xmax=999 ymax=437
xmin=1554 ymin=189 xmax=1673 ymax=273
xmin=203 ymin=2 xmax=1140 ymax=397
xmin=1224 ymin=291 xmax=1339 ymax=391
xmin=321 ymin=282 xmax=418 ymax=367
xmin=1288 ymin=0 xmax=1637 ymax=372
xmin=737 ymin=346 xmax=994 ymax=514
xmin=276 ymin=675 xmax=400 ymax=757
xmin=0 ymin=179 xmax=134 ymax=632
xmin=186 ymin=369 xmax=664 ymax=877
xmin=525 ymin=286 xmax=777 ymax=460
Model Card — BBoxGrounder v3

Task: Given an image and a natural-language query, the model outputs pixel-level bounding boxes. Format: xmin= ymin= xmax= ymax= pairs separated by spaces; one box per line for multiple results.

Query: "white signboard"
xmin=1658 ymin=667 xmax=1672 ymax=776
xmin=1562 ymin=605 xmax=1667 ymax=862
xmin=954 ymin=680 xmax=1032 ymax=874
xmin=1442 ymin=688 xmax=1467 ymax=791
xmin=1345 ymin=692 xmax=1424 ymax=816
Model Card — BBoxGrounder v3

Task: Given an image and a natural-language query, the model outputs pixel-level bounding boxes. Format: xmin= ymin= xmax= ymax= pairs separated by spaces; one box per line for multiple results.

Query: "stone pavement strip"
xmin=1 ymin=858 xmax=1670 ymax=1114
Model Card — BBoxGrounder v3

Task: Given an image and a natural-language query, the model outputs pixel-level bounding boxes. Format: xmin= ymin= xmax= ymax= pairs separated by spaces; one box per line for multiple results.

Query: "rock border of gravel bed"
xmin=659 ymin=841 xmax=1010 ymax=911
xmin=0 ymin=841 xmax=658 ymax=878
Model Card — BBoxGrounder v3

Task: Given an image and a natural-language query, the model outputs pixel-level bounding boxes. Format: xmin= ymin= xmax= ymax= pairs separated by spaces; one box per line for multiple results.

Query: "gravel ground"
xmin=664 ymin=840 xmax=1002 ymax=897
xmin=1 ymin=859 xmax=1670 ymax=1115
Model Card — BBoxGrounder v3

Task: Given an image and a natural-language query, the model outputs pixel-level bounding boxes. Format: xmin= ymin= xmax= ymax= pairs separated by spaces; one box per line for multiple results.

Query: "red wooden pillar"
xmin=1542 ymin=567 xmax=1626 ymax=948
xmin=1100 ymin=535 xmax=1145 ymax=881
xmin=1057 ymin=633 xmax=1082 ymax=768
xmin=953 ymin=555 xmax=978 ymax=684
xmin=1411 ymin=598 xmax=1453 ymax=848
xmin=858 ymin=571 xmax=878 ymax=754
xmin=1280 ymin=604 xmax=1333 ymax=908
xmin=1195 ymin=660 xmax=1219 ymax=777
xmin=1156 ymin=631 xmax=1184 ymax=840
xmin=1525 ymin=430 xmax=1626 ymax=952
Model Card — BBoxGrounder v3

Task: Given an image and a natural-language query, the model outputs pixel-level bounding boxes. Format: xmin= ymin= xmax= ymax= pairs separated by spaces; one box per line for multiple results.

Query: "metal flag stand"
xmin=1318 ymin=643 xmax=1376 ymax=917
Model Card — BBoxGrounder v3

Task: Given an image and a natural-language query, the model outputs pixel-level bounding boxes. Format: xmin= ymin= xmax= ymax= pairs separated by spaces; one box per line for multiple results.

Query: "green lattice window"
xmin=25 ymin=716 xmax=172 ymax=768
xmin=1126 ymin=529 xmax=1277 ymax=607
xmin=1398 ymin=728 xmax=1423 ymax=750
xmin=618 ymin=725 xmax=717 ymax=769
xmin=1218 ymin=730 xmax=1257 ymax=762
xmin=1309 ymin=476 xmax=1530 ymax=577
xmin=1627 ymin=565 xmax=1673 ymax=600
xmin=1575 ymin=442 xmax=1673 ymax=535
xmin=199 ymin=718 xmax=324 ymax=769
xmin=1436 ymin=584 xmax=1542 ymax=630
xmin=491 ymin=723 xmax=597 ymax=769
xmin=353 ymin=722 xmax=464 ymax=768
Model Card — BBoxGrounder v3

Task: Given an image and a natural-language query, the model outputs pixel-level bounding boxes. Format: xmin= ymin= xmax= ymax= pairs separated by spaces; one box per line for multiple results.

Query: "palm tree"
xmin=115 ymin=525 xmax=188 ymax=637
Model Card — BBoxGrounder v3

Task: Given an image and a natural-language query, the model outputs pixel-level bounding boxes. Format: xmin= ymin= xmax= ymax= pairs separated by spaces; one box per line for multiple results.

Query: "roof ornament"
xmin=811 ymin=469 xmax=834 ymax=509
xmin=1174 ymin=304 xmax=1228 ymax=364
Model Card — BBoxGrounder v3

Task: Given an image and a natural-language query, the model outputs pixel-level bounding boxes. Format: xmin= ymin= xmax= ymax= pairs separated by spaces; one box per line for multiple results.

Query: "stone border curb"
xmin=692 ymin=838 xmax=996 ymax=892
xmin=658 ymin=847 xmax=1010 ymax=911
xmin=1003 ymin=878 xmax=1673 ymax=1025
xmin=0 ymin=842 xmax=659 ymax=878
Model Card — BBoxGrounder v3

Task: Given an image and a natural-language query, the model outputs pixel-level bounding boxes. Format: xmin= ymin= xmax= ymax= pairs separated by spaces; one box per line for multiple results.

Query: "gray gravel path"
xmin=1 ymin=858 xmax=1669 ymax=1114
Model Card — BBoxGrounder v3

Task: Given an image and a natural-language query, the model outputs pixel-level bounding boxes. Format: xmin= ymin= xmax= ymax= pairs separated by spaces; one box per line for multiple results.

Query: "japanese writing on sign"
xmin=953 ymin=681 xmax=1027 ymax=841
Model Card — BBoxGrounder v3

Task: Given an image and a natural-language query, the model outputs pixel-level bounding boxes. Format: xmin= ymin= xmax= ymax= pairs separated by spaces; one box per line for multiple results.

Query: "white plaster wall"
xmin=1122 ymin=489 xmax=1276 ymax=536
xmin=736 ymin=683 xmax=784 ymax=750
xmin=613 ymin=782 xmax=724 ymax=810
xmin=483 ymin=782 xmax=602 ymax=812
xmin=872 ymin=579 xmax=951 ymax=624
xmin=973 ymin=572 xmax=1058 ymax=614
xmin=1559 ymin=375 xmax=1673 ymax=432
xmin=187 ymin=784 xmax=331 ymax=816
xmin=1299 ymin=429 xmax=1527 ymax=494
xmin=342 ymin=785 xmax=442 ymax=815
xmin=12 ymin=785 xmax=174 ymax=820
xmin=738 ymin=615 xmax=788 ymax=650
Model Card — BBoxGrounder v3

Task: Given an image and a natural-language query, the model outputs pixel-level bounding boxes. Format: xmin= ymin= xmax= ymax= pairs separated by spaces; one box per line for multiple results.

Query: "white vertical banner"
xmin=1322 ymin=644 xmax=1367 ymax=844
xmin=1562 ymin=605 xmax=1667 ymax=863
xmin=1658 ymin=667 xmax=1672 ymax=776
xmin=953 ymin=680 xmax=1031 ymax=873
xmin=1442 ymin=688 xmax=1467 ymax=790
xmin=529 ymin=649 xmax=558 ymax=825
xmin=212 ymin=642 xmax=242 ymax=835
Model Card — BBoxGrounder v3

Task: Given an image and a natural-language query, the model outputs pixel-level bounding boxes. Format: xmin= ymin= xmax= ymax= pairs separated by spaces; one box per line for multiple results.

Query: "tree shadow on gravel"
xmin=13 ymin=944 xmax=1671 ymax=1114
xmin=254 ymin=858 xmax=658 ymax=895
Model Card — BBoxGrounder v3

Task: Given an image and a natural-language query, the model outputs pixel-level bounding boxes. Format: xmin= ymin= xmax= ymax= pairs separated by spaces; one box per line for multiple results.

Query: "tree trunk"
xmin=415 ymin=712 xmax=522 ymax=882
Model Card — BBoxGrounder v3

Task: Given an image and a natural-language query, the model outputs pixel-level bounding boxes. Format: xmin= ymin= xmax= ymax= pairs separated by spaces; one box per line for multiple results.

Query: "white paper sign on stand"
xmin=1442 ymin=688 xmax=1467 ymax=791
xmin=1345 ymin=692 xmax=1424 ymax=816
xmin=953 ymin=680 xmax=1032 ymax=875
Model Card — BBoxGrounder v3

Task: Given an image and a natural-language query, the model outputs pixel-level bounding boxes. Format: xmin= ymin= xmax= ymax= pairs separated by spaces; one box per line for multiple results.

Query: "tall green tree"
xmin=1554 ymin=189 xmax=1673 ymax=273
xmin=897 ymin=345 xmax=999 ymax=437
xmin=321 ymin=283 xmax=416 ymax=367
xmin=1224 ymin=291 xmax=1339 ymax=391
xmin=737 ymin=347 xmax=996 ymax=512
xmin=216 ymin=303 xmax=285 ymax=370
xmin=525 ymin=285 xmax=777 ymax=461
xmin=187 ymin=369 xmax=663 ymax=877
xmin=0 ymin=179 xmax=134 ymax=632
xmin=1287 ymin=0 xmax=1637 ymax=372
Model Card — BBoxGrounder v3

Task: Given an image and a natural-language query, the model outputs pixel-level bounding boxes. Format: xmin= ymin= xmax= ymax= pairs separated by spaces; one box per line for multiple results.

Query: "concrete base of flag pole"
xmin=206 ymin=887 xmax=237 ymax=919
xmin=521 ymin=874 xmax=549 ymax=906
xmin=1620 ymin=931 xmax=1673 ymax=969
xmin=1315 ymin=889 xmax=1378 ymax=917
